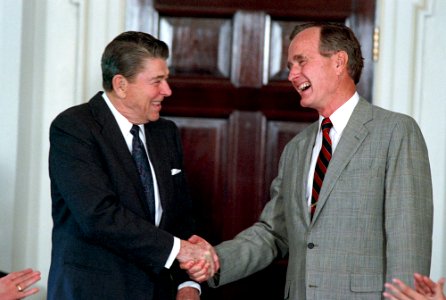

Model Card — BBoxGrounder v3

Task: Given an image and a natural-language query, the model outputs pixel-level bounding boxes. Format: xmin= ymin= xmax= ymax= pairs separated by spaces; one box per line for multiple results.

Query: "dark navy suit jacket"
xmin=48 ymin=92 xmax=195 ymax=299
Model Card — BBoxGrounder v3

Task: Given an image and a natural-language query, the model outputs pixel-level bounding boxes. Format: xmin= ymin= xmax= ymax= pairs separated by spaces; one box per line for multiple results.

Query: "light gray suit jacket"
xmin=210 ymin=99 xmax=433 ymax=299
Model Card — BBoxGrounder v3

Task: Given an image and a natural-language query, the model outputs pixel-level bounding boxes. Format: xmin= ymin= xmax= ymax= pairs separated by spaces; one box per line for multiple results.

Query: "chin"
xmin=299 ymin=98 xmax=311 ymax=108
xmin=148 ymin=115 xmax=160 ymax=122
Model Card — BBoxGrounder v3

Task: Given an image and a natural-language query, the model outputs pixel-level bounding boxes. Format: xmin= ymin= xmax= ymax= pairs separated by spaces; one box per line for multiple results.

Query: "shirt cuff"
xmin=164 ymin=236 xmax=180 ymax=268
xmin=178 ymin=281 xmax=201 ymax=295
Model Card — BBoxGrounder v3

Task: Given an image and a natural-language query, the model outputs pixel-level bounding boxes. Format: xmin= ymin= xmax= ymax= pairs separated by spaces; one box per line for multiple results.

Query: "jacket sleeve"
xmin=208 ymin=147 xmax=290 ymax=287
xmin=384 ymin=115 xmax=433 ymax=285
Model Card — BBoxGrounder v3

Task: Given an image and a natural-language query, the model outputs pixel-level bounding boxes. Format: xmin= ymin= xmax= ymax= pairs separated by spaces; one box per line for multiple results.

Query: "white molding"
xmin=13 ymin=0 xmax=49 ymax=272
xmin=12 ymin=1 xmax=126 ymax=298
xmin=416 ymin=0 xmax=446 ymax=279
xmin=375 ymin=0 xmax=445 ymax=279
xmin=0 ymin=0 xmax=23 ymax=273
xmin=13 ymin=2 xmax=84 ymax=297
xmin=411 ymin=0 xmax=434 ymax=122
xmin=374 ymin=0 xmax=431 ymax=119
xmin=126 ymin=0 xmax=159 ymax=35
xmin=84 ymin=0 xmax=126 ymax=99
xmin=70 ymin=0 xmax=86 ymax=105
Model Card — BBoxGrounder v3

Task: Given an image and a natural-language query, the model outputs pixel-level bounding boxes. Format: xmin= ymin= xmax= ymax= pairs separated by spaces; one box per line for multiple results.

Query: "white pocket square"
xmin=171 ymin=169 xmax=182 ymax=175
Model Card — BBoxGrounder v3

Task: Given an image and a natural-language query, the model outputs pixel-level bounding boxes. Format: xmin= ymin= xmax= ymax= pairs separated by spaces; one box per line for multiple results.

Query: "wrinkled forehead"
xmin=288 ymin=27 xmax=321 ymax=58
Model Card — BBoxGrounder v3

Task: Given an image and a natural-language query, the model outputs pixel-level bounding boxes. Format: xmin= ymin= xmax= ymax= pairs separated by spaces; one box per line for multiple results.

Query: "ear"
xmin=112 ymin=74 xmax=128 ymax=98
xmin=334 ymin=51 xmax=348 ymax=74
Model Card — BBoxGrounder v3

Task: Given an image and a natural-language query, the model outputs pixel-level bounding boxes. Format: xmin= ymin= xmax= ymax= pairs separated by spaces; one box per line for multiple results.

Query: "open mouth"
xmin=151 ymin=101 xmax=162 ymax=111
xmin=298 ymin=82 xmax=311 ymax=92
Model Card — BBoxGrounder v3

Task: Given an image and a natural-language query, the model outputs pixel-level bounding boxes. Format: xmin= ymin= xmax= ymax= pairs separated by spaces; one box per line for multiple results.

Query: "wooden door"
xmin=127 ymin=1 xmax=376 ymax=299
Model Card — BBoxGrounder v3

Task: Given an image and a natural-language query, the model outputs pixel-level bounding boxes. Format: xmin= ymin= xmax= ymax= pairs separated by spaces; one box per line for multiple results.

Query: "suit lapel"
xmin=311 ymin=99 xmax=372 ymax=222
xmin=89 ymin=93 xmax=151 ymax=217
xmin=298 ymin=123 xmax=319 ymax=226
xmin=144 ymin=122 xmax=171 ymax=222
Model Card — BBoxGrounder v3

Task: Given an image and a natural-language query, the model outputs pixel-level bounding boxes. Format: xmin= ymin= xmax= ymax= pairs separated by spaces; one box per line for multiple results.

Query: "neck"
xmin=318 ymin=81 xmax=356 ymax=117
xmin=106 ymin=91 xmax=145 ymax=124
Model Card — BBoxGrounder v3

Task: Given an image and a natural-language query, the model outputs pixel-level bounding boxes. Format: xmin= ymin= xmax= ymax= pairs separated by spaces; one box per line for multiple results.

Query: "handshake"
xmin=176 ymin=235 xmax=219 ymax=282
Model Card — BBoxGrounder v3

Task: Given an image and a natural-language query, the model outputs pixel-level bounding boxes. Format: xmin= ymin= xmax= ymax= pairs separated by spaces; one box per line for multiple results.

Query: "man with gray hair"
xmin=185 ymin=22 xmax=433 ymax=300
xmin=48 ymin=31 xmax=218 ymax=300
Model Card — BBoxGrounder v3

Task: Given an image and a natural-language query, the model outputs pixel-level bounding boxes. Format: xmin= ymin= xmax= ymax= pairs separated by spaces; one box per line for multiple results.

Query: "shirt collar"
xmin=318 ymin=92 xmax=359 ymax=136
xmin=102 ymin=92 xmax=145 ymax=138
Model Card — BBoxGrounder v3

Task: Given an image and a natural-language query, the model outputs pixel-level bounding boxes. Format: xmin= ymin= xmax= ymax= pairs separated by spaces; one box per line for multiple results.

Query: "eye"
xmin=151 ymin=76 xmax=168 ymax=85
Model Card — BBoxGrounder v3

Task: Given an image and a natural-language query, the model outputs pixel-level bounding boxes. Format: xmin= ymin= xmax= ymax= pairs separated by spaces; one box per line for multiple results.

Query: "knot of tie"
xmin=321 ymin=118 xmax=333 ymax=131
xmin=130 ymin=124 xmax=140 ymax=137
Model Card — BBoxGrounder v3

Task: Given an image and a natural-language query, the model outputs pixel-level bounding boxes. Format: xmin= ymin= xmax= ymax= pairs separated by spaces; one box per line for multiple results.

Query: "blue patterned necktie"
xmin=310 ymin=118 xmax=333 ymax=220
xmin=130 ymin=125 xmax=155 ymax=224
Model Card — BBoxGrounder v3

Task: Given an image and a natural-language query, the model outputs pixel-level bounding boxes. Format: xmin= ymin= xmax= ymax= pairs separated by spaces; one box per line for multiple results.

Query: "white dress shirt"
xmin=101 ymin=93 xmax=182 ymax=266
xmin=102 ymin=93 xmax=200 ymax=292
xmin=305 ymin=92 xmax=360 ymax=208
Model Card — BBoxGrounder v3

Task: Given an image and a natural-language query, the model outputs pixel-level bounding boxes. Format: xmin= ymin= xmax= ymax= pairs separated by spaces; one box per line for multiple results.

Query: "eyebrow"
xmin=292 ymin=54 xmax=305 ymax=61
xmin=150 ymin=74 xmax=168 ymax=81
xmin=287 ymin=54 xmax=306 ymax=69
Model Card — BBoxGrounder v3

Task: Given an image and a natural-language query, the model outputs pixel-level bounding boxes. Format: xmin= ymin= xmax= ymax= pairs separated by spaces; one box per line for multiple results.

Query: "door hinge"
xmin=373 ymin=26 xmax=380 ymax=62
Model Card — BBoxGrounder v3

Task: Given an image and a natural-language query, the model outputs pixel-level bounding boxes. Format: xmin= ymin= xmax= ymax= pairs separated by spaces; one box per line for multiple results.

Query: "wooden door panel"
xmin=202 ymin=260 xmax=287 ymax=300
xmin=159 ymin=16 xmax=232 ymax=77
xmin=131 ymin=0 xmax=375 ymax=100
xmin=166 ymin=117 xmax=228 ymax=244
xmin=127 ymin=1 xmax=376 ymax=299
xmin=168 ymin=114 xmax=309 ymax=300
xmin=163 ymin=78 xmax=317 ymax=121
xmin=264 ymin=121 xmax=311 ymax=205
xmin=225 ymin=111 xmax=266 ymax=237
xmin=268 ymin=20 xmax=302 ymax=81
xmin=231 ymin=11 xmax=267 ymax=87
xmin=154 ymin=0 xmax=352 ymax=19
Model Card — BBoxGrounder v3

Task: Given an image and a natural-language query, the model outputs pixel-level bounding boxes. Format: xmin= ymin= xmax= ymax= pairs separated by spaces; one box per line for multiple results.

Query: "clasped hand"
xmin=176 ymin=235 xmax=219 ymax=282
xmin=384 ymin=273 xmax=446 ymax=300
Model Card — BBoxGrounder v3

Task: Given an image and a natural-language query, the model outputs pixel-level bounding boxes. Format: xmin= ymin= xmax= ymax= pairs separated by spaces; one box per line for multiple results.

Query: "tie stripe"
xmin=311 ymin=118 xmax=333 ymax=219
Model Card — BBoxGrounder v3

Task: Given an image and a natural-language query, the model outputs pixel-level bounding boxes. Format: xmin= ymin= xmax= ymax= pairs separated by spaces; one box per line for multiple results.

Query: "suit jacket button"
xmin=307 ymin=242 xmax=315 ymax=249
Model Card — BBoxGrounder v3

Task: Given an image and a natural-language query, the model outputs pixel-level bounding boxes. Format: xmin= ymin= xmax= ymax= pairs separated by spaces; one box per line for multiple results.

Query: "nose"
xmin=288 ymin=64 xmax=300 ymax=82
xmin=160 ymin=80 xmax=172 ymax=97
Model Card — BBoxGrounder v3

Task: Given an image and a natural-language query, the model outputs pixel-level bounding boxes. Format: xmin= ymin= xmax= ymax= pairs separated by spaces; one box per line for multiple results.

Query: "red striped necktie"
xmin=310 ymin=118 xmax=333 ymax=220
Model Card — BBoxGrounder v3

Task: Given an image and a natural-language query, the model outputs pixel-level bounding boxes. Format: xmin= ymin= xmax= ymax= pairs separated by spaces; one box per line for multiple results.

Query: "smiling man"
xmin=185 ymin=22 xmax=433 ymax=300
xmin=47 ymin=31 xmax=218 ymax=300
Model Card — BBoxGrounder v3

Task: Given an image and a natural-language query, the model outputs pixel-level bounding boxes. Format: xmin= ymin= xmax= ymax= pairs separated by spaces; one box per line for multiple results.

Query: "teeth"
xmin=298 ymin=82 xmax=311 ymax=91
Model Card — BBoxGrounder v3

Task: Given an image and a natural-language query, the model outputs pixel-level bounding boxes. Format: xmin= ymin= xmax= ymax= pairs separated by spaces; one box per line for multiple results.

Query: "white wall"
xmin=422 ymin=0 xmax=446 ymax=279
xmin=0 ymin=0 xmax=444 ymax=299
xmin=12 ymin=1 xmax=86 ymax=294
xmin=0 ymin=0 xmax=22 ymax=273
xmin=374 ymin=0 xmax=446 ymax=280
xmin=0 ymin=0 xmax=125 ymax=298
